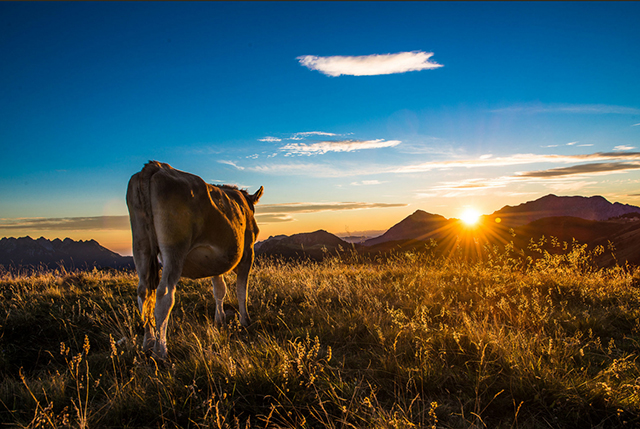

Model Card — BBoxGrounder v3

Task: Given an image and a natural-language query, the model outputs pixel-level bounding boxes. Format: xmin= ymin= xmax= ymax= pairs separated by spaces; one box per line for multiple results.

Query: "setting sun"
xmin=460 ymin=208 xmax=481 ymax=226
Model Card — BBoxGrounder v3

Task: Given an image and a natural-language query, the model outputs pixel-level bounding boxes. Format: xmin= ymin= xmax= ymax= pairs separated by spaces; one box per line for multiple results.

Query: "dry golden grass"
xmin=1 ymin=242 xmax=640 ymax=428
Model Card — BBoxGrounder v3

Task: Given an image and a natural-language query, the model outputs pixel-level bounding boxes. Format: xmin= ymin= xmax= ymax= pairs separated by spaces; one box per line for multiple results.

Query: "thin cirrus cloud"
xmin=0 ymin=216 xmax=131 ymax=231
xmin=256 ymin=202 xmax=408 ymax=223
xmin=218 ymin=160 xmax=245 ymax=170
xmin=393 ymin=152 xmax=640 ymax=173
xmin=297 ymin=51 xmax=442 ymax=77
xmin=351 ymin=180 xmax=386 ymax=186
xmin=258 ymin=136 xmax=282 ymax=142
xmin=282 ymin=139 xmax=401 ymax=156
xmin=490 ymin=103 xmax=640 ymax=115
xmin=517 ymin=162 xmax=640 ymax=178
xmin=258 ymin=132 xmax=338 ymax=143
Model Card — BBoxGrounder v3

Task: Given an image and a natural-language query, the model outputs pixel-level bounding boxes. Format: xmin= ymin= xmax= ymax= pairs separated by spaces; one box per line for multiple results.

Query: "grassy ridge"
xmin=1 ymin=244 xmax=640 ymax=428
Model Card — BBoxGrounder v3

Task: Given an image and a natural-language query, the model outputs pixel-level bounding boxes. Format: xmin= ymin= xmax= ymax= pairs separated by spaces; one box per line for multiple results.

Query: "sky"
xmin=1 ymin=2 xmax=639 ymax=256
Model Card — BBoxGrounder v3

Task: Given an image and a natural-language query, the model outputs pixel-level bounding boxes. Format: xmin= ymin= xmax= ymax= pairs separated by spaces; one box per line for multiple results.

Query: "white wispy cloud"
xmin=258 ymin=136 xmax=281 ymax=142
xmin=259 ymin=131 xmax=338 ymax=143
xmin=249 ymin=162 xmax=349 ymax=177
xmin=517 ymin=162 xmax=640 ymax=178
xmin=218 ymin=160 xmax=244 ymax=170
xmin=282 ymin=139 xmax=401 ymax=156
xmin=289 ymin=131 xmax=337 ymax=140
xmin=297 ymin=51 xmax=442 ymax=77
xmin=393 ymin=152 xmax=640 ymax=173
xmin=0 ymin=216 xmax=130 ymax=231
xmin=491 ymin=103 xmax=640 ymax=115
xmin=256 ymin=202 xmax=408 ymax=223
xmin=351 ymin=180 xmax=386 ymax=186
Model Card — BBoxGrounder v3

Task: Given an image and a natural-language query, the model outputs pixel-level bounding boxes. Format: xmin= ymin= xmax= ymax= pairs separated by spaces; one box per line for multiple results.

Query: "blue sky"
xmin=1 ymin=2 xmax=639 ymax=255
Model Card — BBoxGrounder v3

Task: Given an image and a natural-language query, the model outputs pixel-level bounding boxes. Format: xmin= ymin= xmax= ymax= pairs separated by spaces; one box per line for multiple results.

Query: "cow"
xmin=126 ymin=161 xmax=263 ymax=359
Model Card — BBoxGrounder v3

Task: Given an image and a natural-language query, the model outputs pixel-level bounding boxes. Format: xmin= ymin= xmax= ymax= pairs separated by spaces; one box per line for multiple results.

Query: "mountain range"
xmin=0 ymin=236 xmax=134 ymax=271
xmin=256 ymin=194 xmax=640 ymax=266
xmin=485 ymin=194 xmax=640 ymax=227
xmin=2 ymin=194 xmax=640 ymax=270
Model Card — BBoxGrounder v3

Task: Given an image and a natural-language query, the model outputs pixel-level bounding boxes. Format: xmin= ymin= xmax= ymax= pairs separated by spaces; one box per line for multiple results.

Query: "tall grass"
xmin=1 ymin=242 xmax=639 ymax=428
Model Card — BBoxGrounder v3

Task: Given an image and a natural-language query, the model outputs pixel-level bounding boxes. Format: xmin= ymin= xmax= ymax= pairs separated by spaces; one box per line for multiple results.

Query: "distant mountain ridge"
xmin=363 ymin=210 xmax=449 ymax=246
xmin=0 ymin=236 xmax=134 ymax=270
xmin=489 ymin=194 xmax=640 ymax=227
xmin=255 ymin=230 xmax=350 ymax=260
xmin=5 ymin=194 xmax=640 ymax=269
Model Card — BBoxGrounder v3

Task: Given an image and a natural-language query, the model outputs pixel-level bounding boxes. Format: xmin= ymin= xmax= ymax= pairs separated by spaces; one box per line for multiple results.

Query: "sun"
xmin=460 ymin=208 xmax=481 ymax=226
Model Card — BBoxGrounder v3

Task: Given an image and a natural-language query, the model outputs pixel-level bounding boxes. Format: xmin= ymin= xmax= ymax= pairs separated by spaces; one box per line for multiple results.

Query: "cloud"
xmin=282 ymin=139 xmax=401 ymax=156
xmin=255 ymin=201 xmax=408 ymax=223
xmin=254 ymin=214 xmax=295 ymax=223
xmin=249 ymin=162 xmax=347 ymax=177
xmin=351 ymin=180 xmax=386 ymax=186
xmin=289 ymin=131 xmax=337 ymax=140
xmin=218 ymin=160 xmax=244 ymax=170
xmin=490 ymin=103 xmax=640 ymax=115
xmin=258 ymin=202 xmax=407 ymax=215
xmin=517 ymin=162 xmax=640 ymax=178
xmin=393 ymin=152 xmax=640 ymax=173
xmin=297 ymin=51 xmax=442 ymax=77
xmin=0 ymin=216 xmax=130 ymax=231
xmin=259 ymin=131 xmax=338 ymax=143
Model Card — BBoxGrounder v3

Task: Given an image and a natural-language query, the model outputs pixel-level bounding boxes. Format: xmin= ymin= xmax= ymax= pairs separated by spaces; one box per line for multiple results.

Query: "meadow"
xmin=1 ymin=240 xmax=640 ymax=428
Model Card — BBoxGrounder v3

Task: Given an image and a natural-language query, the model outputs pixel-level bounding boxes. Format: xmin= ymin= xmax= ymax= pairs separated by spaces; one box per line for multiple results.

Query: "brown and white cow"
xmin=126 ymin=161 xmax=263 ymax=359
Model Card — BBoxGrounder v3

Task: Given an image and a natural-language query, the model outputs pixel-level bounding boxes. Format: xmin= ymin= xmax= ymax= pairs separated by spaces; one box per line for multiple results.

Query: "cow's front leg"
xmin=212 ymin=275 xmax=227 ymax=325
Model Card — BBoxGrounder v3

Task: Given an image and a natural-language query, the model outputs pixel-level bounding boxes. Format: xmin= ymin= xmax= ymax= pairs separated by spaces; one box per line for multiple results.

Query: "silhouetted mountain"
xmin=355 ymin=196 xmax=640 ymax=266
xmin=255 ymin=230 xmax=350 ymax=261
xmin=363 ymin=210 xmax=450 ymax=246
xmin=489 ymin=194 xmax=640 ymax=227
xmin=0 ymin=236 xmax=134 ymax=270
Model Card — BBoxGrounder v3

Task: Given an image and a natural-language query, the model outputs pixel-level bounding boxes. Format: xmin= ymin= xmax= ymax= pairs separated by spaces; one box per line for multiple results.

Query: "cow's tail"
xmin=131 ymin=161 xmax=165 ymax=327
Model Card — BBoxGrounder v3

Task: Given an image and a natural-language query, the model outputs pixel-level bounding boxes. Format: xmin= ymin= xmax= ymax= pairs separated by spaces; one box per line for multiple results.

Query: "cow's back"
xmin=146 ymin=163 xmax=254 ymax=278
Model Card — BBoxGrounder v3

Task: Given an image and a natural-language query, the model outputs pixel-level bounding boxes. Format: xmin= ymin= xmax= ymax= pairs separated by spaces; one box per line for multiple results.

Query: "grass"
xmin=1 ymin=240 xmax=640 ymax=428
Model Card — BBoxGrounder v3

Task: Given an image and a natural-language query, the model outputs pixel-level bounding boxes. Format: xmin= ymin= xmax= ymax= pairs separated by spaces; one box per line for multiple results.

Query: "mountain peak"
xmin=364 ymin=210 xmax=449 ymax=246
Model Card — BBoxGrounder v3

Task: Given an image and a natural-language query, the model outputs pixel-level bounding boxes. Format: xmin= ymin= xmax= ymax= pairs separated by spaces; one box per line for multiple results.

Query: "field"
xmin=1 ymin=242 xmax=640 ymax=428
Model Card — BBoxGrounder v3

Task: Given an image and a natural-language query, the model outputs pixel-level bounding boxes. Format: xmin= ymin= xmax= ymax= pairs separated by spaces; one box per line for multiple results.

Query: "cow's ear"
xmin=251 ymin=186 xmax=264 ymax=204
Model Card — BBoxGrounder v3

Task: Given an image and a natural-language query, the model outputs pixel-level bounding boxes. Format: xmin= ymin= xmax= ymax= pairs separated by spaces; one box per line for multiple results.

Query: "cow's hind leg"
xmin=212 ymin=275 xmax=227 ymax=325
xmin=153 ymin=254 xmax=183 ymax=359
xmin=130 ymin=219 xmax=160 ymax=352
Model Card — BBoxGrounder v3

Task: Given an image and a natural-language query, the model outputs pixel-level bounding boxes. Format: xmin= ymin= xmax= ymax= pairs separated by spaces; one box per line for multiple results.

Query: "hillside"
xmin=2 ymin=252 xmax=639 ymax=427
